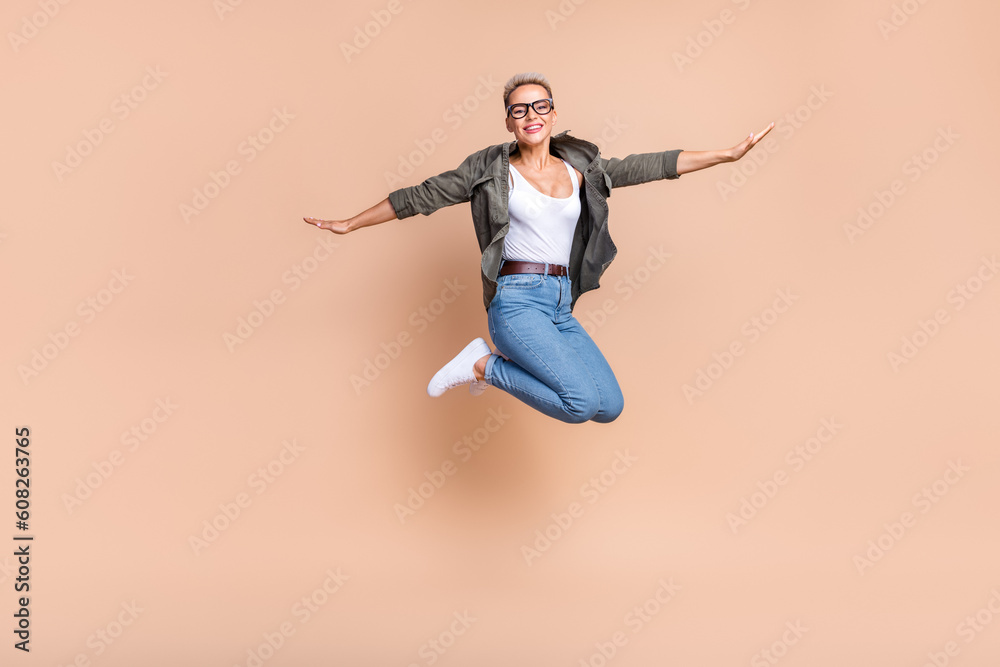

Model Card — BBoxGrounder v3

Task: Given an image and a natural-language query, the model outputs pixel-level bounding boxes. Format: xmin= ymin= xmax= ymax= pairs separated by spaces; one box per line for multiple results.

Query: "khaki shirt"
xmin=388 ymin=130 xmax=682 ymax=312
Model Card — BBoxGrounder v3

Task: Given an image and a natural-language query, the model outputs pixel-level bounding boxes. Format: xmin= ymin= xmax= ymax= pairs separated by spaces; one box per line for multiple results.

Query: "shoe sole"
xmin=427 ymin=338 xmax=491 ymax=397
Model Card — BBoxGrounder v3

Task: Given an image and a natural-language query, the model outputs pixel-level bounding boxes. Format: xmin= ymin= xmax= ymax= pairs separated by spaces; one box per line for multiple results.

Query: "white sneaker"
xmin=427 ymin=337 xmax=492 ymax=397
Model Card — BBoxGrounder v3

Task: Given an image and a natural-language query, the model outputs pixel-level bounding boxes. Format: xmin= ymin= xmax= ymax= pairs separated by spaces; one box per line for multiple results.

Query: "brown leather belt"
xmin=499 ymin=261 xmax=569 ymax=277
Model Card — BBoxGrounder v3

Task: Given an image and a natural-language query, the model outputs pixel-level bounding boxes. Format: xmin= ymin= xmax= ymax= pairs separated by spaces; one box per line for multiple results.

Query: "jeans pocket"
xmin=499 ymin=273 xmax=543 ymax=290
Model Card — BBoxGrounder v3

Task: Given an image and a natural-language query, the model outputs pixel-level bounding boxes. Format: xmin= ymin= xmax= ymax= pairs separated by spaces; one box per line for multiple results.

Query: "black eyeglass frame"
xmin=505 ymin=98 xmax=555 ymax=119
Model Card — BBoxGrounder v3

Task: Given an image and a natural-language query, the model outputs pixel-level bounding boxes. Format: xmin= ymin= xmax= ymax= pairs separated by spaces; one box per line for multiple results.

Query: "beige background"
xmin=3 ymin=0 xmax=999 ymax=664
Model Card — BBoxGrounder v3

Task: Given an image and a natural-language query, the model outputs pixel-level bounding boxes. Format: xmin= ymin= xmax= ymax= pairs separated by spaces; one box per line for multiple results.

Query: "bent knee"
xmin=591 ymin=391 xmax=625 ymax=423
xmin=558 ymin=385 xmax=624 ymax=425
xmin=560 ymin=390 xmax=602 ymax=424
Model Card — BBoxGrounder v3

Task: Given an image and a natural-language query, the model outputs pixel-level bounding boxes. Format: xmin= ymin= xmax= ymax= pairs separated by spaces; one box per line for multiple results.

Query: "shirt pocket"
xmin=468 ymin=173 xmax=495 ymax=198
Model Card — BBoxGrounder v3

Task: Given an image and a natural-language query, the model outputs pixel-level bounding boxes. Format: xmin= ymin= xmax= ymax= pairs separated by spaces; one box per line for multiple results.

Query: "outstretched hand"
xmin=303 ymin=216 xmax=352 ymax=234
xmin=729 ymin=122 xmax=775 ymax=161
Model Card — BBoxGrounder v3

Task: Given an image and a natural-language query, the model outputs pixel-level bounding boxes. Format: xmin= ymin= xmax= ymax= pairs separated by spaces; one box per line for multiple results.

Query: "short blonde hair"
xmin=503 ymin=72 xmax=553 ymax=112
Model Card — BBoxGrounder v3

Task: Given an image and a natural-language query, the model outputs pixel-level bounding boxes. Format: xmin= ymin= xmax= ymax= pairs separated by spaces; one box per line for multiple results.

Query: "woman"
xmin=305 ymin=72 xmax=773 ymax=424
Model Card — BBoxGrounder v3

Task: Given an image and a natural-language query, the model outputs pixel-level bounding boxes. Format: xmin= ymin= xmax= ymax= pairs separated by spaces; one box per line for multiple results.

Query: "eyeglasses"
xmin=506 ymin=98 xmax=553 ymax=119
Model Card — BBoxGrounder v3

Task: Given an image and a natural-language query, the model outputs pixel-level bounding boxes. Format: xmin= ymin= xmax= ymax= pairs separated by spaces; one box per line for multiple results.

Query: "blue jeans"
xmin=484 ymin=263 xmax=625 ymax=423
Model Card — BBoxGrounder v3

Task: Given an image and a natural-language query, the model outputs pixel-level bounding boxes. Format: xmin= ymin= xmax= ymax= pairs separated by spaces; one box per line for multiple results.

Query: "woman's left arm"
xmin=676 ymin=122 xmax=775 ymax=175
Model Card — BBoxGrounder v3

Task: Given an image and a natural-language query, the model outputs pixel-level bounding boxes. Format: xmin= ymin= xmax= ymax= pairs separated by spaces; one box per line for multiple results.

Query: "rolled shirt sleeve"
xmin=599 ymin=148 xmax=683 ymax=188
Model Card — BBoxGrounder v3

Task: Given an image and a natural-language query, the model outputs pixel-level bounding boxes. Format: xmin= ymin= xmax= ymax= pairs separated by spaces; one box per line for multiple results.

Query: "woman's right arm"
xmin=303 ymin=146 xmax=488 ymax=234
xmin=303 ymin=196 xmax=397 ymax=234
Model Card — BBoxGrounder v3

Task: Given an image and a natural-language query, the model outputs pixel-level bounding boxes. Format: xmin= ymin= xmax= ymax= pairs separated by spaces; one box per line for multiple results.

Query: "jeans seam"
xmin=494 ymin=289 xmax=567 ymax=397
xmin=496 ymin=376 xmax=568 ymax=412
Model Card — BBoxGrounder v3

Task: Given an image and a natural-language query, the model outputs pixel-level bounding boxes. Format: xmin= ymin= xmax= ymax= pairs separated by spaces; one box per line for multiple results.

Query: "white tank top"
xmin=503 ymin=158 xmax=581 ymax=266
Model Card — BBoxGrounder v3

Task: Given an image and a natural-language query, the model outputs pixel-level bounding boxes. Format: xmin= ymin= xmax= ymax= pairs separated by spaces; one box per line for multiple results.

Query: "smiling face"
xmin=504 ymin=83 xmax=557 ymax=146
